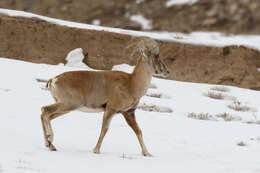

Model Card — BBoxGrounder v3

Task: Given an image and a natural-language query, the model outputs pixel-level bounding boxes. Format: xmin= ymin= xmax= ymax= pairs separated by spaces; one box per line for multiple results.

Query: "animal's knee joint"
xmin=41 ymin=105 xmax=57 ymax=114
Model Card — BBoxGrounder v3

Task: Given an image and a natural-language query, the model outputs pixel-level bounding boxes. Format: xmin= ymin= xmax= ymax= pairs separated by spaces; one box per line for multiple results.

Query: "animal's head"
xmin=137 ymin=38 xmax=169 ymax=77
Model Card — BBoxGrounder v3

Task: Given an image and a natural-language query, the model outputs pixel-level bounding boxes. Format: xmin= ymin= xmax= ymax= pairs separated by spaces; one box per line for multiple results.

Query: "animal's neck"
xmin=130 ymin=57 xmax=153 ymax=98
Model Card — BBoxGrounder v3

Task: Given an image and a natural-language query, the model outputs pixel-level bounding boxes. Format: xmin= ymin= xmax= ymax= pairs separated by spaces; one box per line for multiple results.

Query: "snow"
xmin=166 ymin=0 xmax=197 ymax=7
xmin=1 ymin=57 xmax=260 ymax=173
xmin=91 ymin=19 xmax=101 ymax=26
xmin=65 ymin=48 xmax=90 ymax=69
xmin=1 ymin=8 xmax=260 ymax=51
xmin=1 ymin=8 xmax=260 ymax=173
xmin=130 ymin=15 xmax=152 ymax=30
xmin=136 ymin=0 xmax=145 ymax=4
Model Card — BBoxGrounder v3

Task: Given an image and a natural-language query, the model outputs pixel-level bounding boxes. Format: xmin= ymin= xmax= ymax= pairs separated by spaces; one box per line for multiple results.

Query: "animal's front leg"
xmin=122 ymin=110 xmax=152 ymax=157
xmin=93 ymin=107 xmax=116 ymax=154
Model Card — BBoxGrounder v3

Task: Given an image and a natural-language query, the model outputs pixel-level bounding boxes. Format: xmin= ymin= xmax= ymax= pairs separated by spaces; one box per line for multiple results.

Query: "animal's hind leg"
xmin=41 ymin=111 xmax=66 ymax=148
xmin=41 ymin=103 xmax=75 ymax=151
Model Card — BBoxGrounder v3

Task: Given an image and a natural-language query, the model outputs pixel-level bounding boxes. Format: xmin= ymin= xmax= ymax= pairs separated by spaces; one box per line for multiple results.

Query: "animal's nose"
xmin=164 ymin=70 xmax=169 ymax=77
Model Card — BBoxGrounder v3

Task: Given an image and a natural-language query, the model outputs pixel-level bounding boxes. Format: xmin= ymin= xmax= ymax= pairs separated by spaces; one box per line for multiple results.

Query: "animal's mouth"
xmin=154 ymin=71 xmax=169 ymax=77
xmin=162 ymin=72 xmax=169 ymax=77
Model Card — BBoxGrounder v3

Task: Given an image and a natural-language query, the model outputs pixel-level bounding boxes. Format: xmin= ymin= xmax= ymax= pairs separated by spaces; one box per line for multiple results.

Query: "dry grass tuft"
xmin=203 ymin=91 xmax=226 ymax=100
xmin=210 ymin=86 xmax=230 ymax=92
xmin=237 ymin=141 xmax=247 ymax=146
xmin=120 ymin=153 xmax=134 ymax=160
xmin=246 ymin=120 xmax=260 ymax=125
xmin=227 ymin=100 xmax=251 ymax=112
xmin=246 ymin=114 xmax=260 ymax=125
xmin=216 ymin=113 xmax=241 ymax=121
xmin=146 ymin=93 xmax=170 ymax=99
xmin=138 ymin=103 xmax=173 ymax=113
xmin=0 ymin=88 xmax=10 ymax=92
xmin=187 ymin=112 xmax=217 ymax=121
xmin=187 ymin=112 xmax=242 ymax=122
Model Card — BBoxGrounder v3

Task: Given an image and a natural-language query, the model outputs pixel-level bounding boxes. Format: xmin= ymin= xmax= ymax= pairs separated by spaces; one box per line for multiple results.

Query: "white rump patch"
xmin=51 ymin=78 xmax=58 ymax=88
xmin=78 ymin=107 xmax=104 ymax=113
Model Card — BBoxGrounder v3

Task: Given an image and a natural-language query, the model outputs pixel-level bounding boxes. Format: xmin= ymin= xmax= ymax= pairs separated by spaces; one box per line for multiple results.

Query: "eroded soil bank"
xmin=1 ymin=15 xmax=260 ymax=90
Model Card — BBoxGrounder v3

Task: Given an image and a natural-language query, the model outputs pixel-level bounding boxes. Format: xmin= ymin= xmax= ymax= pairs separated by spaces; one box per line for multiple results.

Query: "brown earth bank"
xmin=1 ymin=15 xmax=260 ymax=90
xmin=1 ymin=0 xmax=260 ymax=34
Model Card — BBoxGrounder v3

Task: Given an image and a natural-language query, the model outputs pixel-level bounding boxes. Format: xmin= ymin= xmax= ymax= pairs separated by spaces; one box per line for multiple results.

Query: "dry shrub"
xmin=246 ymin=120 xmax=260 ymax=125
xmin=203 ymin=91 xmax=226 ymax=100
xmin=146 ymin=93 xmax=170 ymax=99
xmin=224 ymin=95 xmax=237 ymax=101
xmin=237 ymin=141 xmax=247 ymax=146
xmin=210 ymin=86 xmax=230 ymax=92
xmin=120 ymin=153 xmax=134 ymax=160
xmin=137 ymin=103 xmax=173 ymax=113
xmin=173 ymin=35 xmax=184 ymax=39
xmin=246 ymin=114 xmax=260 ymax=124
xmin=227 ymin=100 xmax=251 ymax=112
xmin=187 ymin=112 xmax=217 ymax=121
xmin=0 ymin=88 xmax=10 ymax=92
xmin=216 ymin=113 xmax=241 ymax=121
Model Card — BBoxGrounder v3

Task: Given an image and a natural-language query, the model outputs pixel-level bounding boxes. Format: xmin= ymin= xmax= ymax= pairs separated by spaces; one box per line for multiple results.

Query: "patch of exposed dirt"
xmin=1 ymin=15 xmax=260 ymax=90
xmin=1 ymin=0 xmax=260 ymax=34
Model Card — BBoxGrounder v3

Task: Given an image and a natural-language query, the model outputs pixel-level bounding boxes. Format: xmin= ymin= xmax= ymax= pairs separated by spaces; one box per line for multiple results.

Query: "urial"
xmin=41 ymin=37 xmax=169 ymax=157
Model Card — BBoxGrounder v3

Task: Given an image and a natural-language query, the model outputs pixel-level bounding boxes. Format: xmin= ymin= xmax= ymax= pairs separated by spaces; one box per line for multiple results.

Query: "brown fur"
xmin=40 ymin=37 xmax=169 ymax=156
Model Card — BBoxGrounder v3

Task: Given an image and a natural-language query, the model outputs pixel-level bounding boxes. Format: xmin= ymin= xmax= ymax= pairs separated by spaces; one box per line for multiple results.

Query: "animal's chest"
xmin=122 ymin=98 xmax=140 ymax=112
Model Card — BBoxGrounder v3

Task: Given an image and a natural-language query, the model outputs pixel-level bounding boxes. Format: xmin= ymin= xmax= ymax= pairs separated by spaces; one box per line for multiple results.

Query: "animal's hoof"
xmin=48 ymin=142 xmax=57 ymax=151
xmin=93 ymin=148 xmax=100 ymax=154
xmin=142 ymin=151 xmax=153 ymax=157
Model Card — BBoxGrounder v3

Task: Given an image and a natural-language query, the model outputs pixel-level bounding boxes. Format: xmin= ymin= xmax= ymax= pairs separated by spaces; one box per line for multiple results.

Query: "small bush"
xmin=204 ymin=91 xmax=226 ymax=100
xmin=187 ymin=112 xmax=217 ymax=121
xmin=210 ymin=86 xmax=230 ymax=92
xmin=120 ymin=153 xmax=134 ymax=160
xmin=146 ymin=93 xmax=170 ymax=99
xmin=237 ymin=141 xmax=247 ymax=146
xmin=246 ymin=120 xmax=260 ymax=125
xmin=138 ymin=103 xmax=173 ymax=113
xmin=227 ymin=100 xmax=250 ymax=112
xmin=246 ymin=114 xmax=260 ymax=124
xmin=216 ymin=113 xmax=241 ymax=121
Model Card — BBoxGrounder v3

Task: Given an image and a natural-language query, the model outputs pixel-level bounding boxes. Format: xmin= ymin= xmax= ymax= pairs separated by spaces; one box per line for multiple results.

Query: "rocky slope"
xmin=1 ymin=0 xmax=260 ymax=34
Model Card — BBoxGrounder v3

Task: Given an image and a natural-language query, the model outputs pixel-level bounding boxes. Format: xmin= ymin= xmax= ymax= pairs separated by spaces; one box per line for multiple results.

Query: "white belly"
xmin=78 ymin=106 xmax=104 ymax=113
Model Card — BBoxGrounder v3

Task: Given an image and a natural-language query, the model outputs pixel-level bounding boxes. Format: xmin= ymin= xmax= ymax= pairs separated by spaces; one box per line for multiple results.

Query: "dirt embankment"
xmin=1 ymin=15 xmax=260 ymax=90
xmin=1 ymin=0 xmax=260 ymax=34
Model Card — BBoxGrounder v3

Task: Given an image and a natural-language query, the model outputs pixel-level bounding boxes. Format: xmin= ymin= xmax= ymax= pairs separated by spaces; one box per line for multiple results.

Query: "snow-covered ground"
xmin=1 ymin=57 xmax=260 ymax=173
xmin=0 ymin=7 xmax=260 ymax=173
